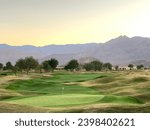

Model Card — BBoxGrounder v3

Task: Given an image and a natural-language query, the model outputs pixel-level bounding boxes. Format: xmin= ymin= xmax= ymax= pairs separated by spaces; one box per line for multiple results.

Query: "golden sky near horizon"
xmin=0 ymin=0 xmax=150 ymax=46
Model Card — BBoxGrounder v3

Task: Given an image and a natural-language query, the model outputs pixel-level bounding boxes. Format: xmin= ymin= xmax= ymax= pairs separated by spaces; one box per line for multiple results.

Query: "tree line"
xmin=0 ymin=57 xmax=145 ymax=74
xmin=64 ymin=59 xmax=113 ymax=71
xmin=0 ymin=57 xmax=58 ymax=74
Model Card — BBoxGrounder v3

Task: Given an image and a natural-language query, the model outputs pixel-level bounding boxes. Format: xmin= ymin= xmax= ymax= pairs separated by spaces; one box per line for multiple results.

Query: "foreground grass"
xmin=0 ymin=71 xmax=150 ymax=112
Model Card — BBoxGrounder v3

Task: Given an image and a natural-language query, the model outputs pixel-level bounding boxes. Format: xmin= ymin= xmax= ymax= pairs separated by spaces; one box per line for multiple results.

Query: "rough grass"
xmin=0 ymin=89 xmax=22 ymax=100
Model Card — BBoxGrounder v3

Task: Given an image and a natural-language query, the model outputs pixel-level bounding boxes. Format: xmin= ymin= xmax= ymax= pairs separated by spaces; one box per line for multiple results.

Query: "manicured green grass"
xmin=99 ymin=95 xmax=144 ymax=104
xmin=5 ymin=94 xmax=143 ymax=107
xmin=5 ymin=94 xmax=103 ymax=107
xmin=6 ymin=72 xmax=102 ymax=95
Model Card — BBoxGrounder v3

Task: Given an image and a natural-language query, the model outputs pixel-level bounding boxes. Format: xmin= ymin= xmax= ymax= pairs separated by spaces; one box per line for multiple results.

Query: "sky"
xmin=0 ymin=0 xmax=150 ymax=46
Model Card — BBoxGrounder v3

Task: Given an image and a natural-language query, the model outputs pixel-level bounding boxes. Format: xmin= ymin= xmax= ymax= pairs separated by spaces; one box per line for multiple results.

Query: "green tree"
xmin=128 ymin=64 xmax=134 ymax=70
xmin=0 ymin=63 xmax=3 ymax=70
xmin=65 ymin=59 xmax=79 ymax=71
xmin=5 ymin=61 xmax=13 ymax=70
xmin=103 ymin=62 xmax=112 ymax=70
xmin=24 ymin=57 xmax=39 ymax=74
xmin=42 ymin=61 xmax=52 ymax=72
xmin=83 ymin=60 xmax=103 ymax=71
xmin=15 ymin=59 xmax=26 ymax=73
xmin=83 ymin=63 xmax=94 ymax=71
xmin=48 ymin=58 xmax=59 ymax=71
xmin=91 ymin=60 xmax=103 ymax=71
xmin=137 ymin=64 xmax=144 ymax=70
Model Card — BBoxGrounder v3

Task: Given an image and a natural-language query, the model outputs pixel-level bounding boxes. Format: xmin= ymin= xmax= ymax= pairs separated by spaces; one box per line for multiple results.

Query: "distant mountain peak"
xmin=117 ymin=35 xmax=129 ymax=39
xmin=106 ymin=35 xmax=129 ymax=44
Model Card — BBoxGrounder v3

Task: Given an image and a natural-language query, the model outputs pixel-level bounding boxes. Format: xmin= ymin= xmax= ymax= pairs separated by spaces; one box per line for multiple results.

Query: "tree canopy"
xmin=137 ymin=64 xmax=144 ymax=70
xmin=15 ymin=57 xmax=38 ymax=74
xmin=103 ymin=62 xmax=112 ymax=70
xmin=42 ymin=60 xmax=52 ymax=72
xmin=42 ymin=58 xmax=58 ymax=72
xmin=48 ymin=58 xmax=59 ymax=70
xmin=65 ymin=59 xmax=79 ymax=71
xmin=84 ymin=60 xmax=103 ymax=71
xmin=15 ymin=59 xmax=26 ymax=72
xmin=24 ymin=57 xmax=39 ymax=74
xmin=5 ymin=62 xmax=13 ymax=70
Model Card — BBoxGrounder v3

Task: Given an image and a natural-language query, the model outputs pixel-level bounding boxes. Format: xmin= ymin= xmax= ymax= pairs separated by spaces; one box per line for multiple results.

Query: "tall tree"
xmin=83 ymin=63 xmax=94 ymax=71
xmin=65 ymin=59 xmax=79 ymax=71
xmin=15 ymin=59 xmax=26 ymax=73
xmin=42 ymin=60 xmax=52 ymax=72
xmin=83 ymin=60 xmax=103 ymax=71
xmin=48 ymin=58 xmax=59 ymax=71
xmin=5 ymin=62 xmax=13 ymax=70
xmin=91 ymin=60 xmax=103 ymax=71
xmin=24 ymin=57 xmax=39 ymax=74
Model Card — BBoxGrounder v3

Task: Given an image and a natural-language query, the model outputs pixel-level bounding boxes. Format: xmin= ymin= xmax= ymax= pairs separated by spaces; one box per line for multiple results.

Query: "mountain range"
xmin=1 ymin=35 xmax=150 ymax=66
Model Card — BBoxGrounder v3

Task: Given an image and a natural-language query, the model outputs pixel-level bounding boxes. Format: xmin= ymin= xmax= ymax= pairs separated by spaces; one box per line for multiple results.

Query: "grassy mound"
xmin=6 ymin=73 xmax=101 ymax=95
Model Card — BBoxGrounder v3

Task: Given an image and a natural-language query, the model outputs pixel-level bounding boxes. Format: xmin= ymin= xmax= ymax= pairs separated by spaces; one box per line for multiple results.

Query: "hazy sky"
xmin=0 ymin=0 xmax=150 ymax=46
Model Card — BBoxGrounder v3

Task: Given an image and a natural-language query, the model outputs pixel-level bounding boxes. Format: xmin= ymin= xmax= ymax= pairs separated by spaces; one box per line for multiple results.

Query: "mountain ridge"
xmin=1 ymin=35 xmax=150 ymax=66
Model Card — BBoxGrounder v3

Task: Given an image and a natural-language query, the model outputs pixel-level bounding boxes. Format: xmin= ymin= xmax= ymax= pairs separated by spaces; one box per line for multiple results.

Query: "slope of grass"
xmin=5 ymin=72 xmax=102 ymax=95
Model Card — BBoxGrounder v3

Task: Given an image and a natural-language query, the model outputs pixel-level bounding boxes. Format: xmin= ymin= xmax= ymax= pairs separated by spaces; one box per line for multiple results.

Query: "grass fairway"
xmin=0 ymin=71 xmax=150 ymax=112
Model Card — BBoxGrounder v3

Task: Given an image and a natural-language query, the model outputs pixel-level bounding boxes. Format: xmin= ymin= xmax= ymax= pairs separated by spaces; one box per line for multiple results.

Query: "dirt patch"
xmin=64 ymin=82 xmax=77 ymax=85
xmin=42 ymin=74 xmax=52 ymax=77
xmin=79 ymin=81 xmax=97 ymax=87
xmin=125 ymin=71 xmax=150 ymax=79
